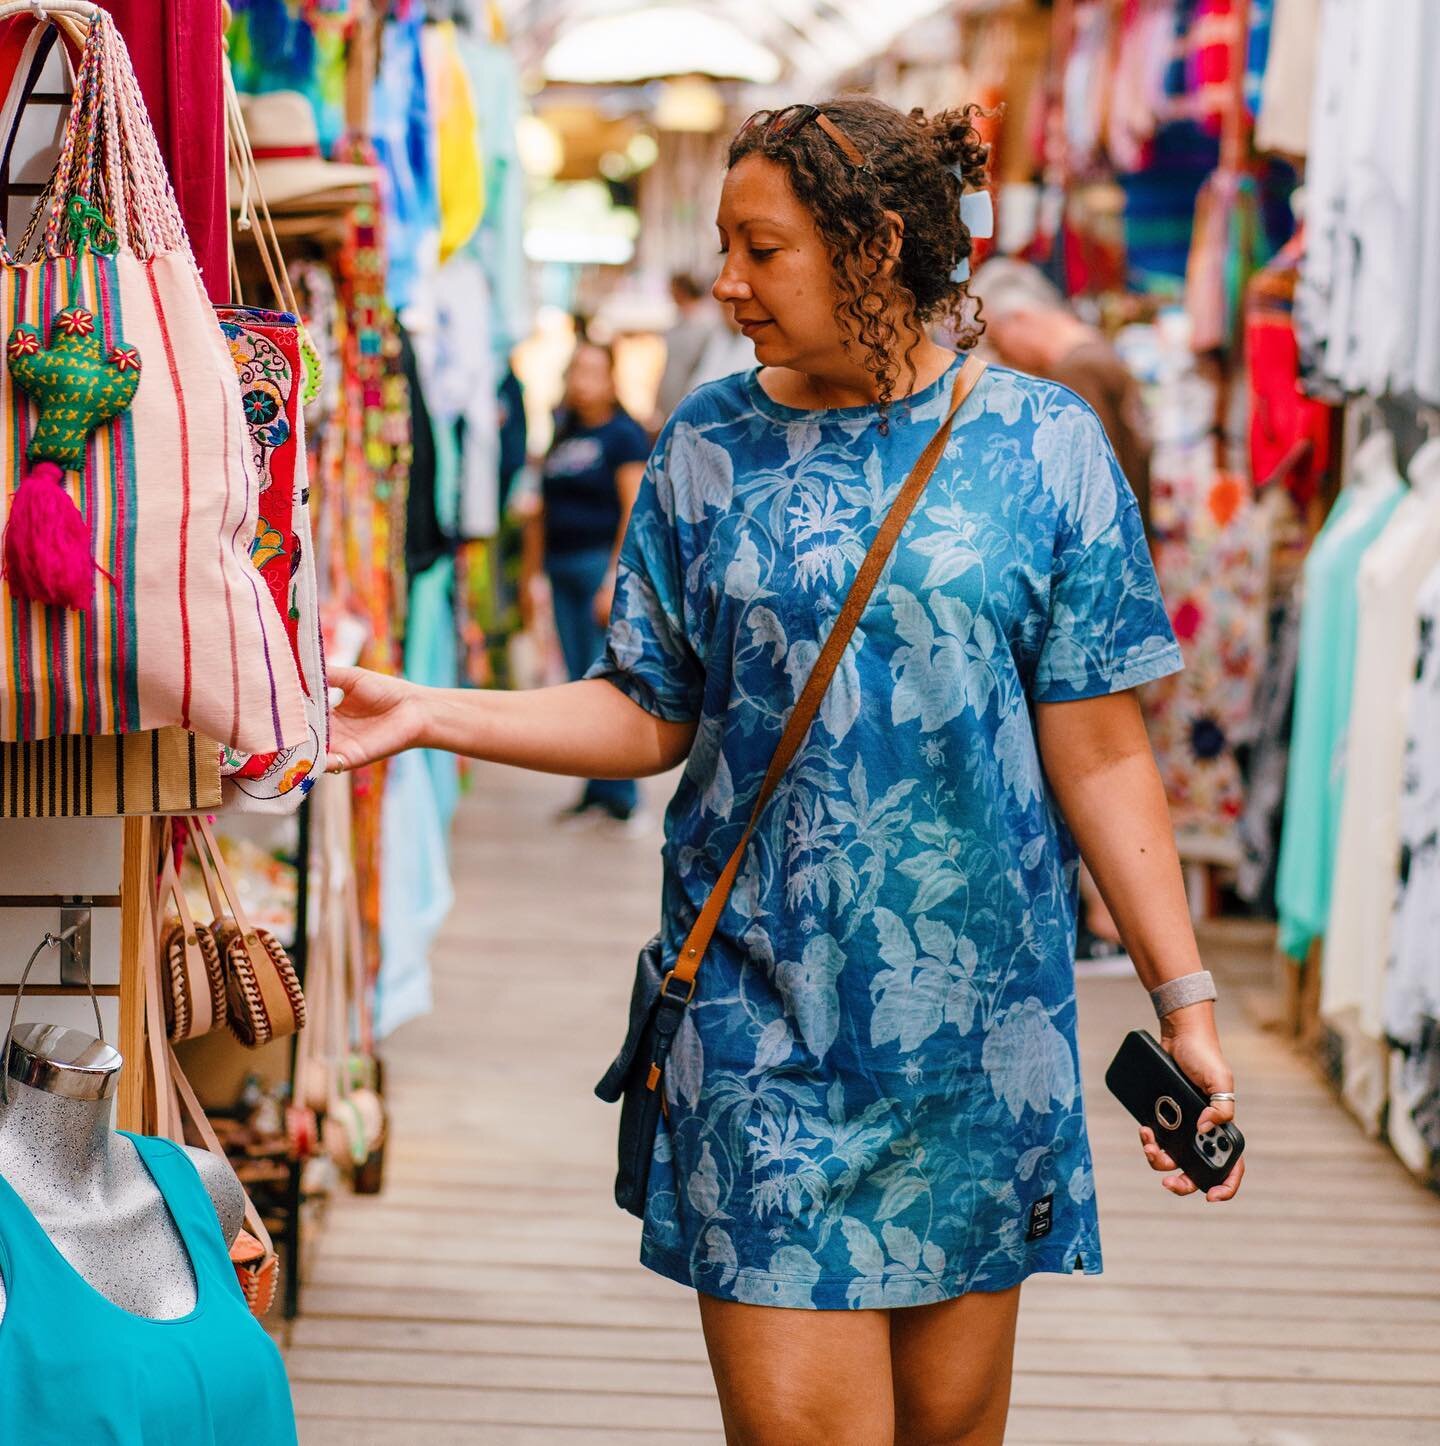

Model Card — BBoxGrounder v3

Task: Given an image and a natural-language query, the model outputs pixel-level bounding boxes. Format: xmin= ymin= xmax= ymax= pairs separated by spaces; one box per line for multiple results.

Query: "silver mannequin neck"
xmin=0 ymin=1024 xmax=245 ymax=1324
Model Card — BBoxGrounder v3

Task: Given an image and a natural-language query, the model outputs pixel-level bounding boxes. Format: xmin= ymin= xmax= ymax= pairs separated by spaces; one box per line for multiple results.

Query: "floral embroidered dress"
xmin=589 ymin=357 xmax=1183 ymax=1310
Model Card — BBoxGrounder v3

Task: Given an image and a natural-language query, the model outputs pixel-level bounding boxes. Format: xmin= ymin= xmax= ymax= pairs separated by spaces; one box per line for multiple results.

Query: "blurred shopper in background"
xmin=653 ymin=271 xmax=715 ymax=422
xmin=971 ymin=257 xmax=1156 ymax=965
xmin=971 ymin=257 xmax=1153 ymax=541
xmin=528 ymin=339 xmax=650 ymax=826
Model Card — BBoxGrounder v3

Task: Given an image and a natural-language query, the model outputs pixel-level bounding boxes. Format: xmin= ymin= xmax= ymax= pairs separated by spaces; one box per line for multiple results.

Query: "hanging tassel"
xmin=2 ymin=462 xmax=95 ymax=611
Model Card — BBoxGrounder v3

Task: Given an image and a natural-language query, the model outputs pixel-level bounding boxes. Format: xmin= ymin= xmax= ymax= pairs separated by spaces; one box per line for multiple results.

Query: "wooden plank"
xmin=289 ymin=1312 xmax=1440 ymax=1361
xmin=117 ymin=816 xmax=151 ymax=1133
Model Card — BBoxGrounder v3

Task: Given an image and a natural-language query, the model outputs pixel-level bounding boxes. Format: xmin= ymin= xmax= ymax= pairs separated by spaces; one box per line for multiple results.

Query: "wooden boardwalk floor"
xmin=284 ymin=765 xmax=1440 ymax=1445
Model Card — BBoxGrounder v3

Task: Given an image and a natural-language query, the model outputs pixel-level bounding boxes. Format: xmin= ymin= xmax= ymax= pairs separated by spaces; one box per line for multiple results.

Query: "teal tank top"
xmin=0 ymin=1131 xmax=297 ymax=1444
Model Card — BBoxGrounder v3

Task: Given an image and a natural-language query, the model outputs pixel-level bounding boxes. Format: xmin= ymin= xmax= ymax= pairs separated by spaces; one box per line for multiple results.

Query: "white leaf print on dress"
xmin=882 ymin=1222 xmax=922 ymax=1271
xmin=994 ymin=705 xmax=1042 ymax=809
xmin=981 ymin=997 xmax=1078 ymax=1121
xmin=703 ymin=1226 xmax=739 ymax=1287
xmin=786 ymin=419 xmax=821 ymax=465
xmin=1033 ymin=407 xmax=1115 ymax=546
xmin=750 ymin=1016 xmax=794 ymax=1075
xmin=748 ymin=605 xmax=788 ymax=665
xmin=687 ymin=1140 xmax=724 ymax=1217
xmin=734 ymin=1245 xmax=821 ymax=1308
xmin=690 ymin=717 xmax=735 ymax=822
xmin=841 ymin=1215 xmax=885 ymax=1275
xmin=774 ymin=933 xmax=847 ymax=1061
xmin=670 ymin=1009 xmax=704 ymax=1108
xmin=889 ymin=587 xmax=965 ymax=733
xmin=669 ymin=422 xmax=735 ymax=523
xmin=786 ymin=637 xmax=862 ymax=745
xmin=724 ymin=531 xmax=770 ymax=600
xmin=869 ymin=908 xmax=949 ymax=1052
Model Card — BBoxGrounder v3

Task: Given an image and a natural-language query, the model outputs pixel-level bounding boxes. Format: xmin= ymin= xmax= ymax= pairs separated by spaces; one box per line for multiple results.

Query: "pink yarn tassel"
xmin=2 ymin=462 xmax=95 ymax=611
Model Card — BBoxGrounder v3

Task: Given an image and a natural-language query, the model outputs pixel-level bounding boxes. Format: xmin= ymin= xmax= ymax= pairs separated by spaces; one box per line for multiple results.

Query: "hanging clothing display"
xmin=1234 ymin=581 xmax=1302 ymax=910
xmin=1297 ymin=0 xmax=1440 ymax=404
xmin=1246 ymin=232 xmax=1332 ymax=506
xmin=1323 ymin=459 xmax=1440 ymax=1130
xmin=1388 ymin=557 xmax=1440 ymax=1055
xmin=0 ymin=1133 xmax=296 ymax=1445
xmin=370 ymin=10 xmax=439 ymax=315
xmin=1144 ymin=469 xmax=1269 ymax=862
xmin=1255 ymin=0 xmax=1319 ymax=156
xmin=1275 ymin=462 xmax=1405 ymax=961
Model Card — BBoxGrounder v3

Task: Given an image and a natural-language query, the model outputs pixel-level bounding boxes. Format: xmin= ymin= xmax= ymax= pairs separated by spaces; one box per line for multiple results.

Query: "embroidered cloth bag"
xmin=0 ymin=3 xmax=304 ymax=753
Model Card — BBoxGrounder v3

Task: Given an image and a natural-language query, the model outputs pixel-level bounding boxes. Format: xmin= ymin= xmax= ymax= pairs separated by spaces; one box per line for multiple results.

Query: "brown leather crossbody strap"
xmin=666 ymin=356 xmax=987 ymax=995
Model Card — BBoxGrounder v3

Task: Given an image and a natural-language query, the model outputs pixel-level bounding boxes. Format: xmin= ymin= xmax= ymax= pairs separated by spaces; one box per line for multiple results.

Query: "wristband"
xmin=1149 ymin=969 xmax=1216 ymax=1019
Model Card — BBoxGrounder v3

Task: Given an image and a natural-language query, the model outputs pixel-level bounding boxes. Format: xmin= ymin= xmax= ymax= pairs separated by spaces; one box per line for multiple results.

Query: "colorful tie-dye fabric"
xmin=589 ymin=359 xmax=1182 ymax=1309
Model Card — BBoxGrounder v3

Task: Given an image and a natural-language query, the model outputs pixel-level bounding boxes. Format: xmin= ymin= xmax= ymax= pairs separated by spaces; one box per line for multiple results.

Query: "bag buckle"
xmin=660 ymin=968 xmax=697 ymax=1004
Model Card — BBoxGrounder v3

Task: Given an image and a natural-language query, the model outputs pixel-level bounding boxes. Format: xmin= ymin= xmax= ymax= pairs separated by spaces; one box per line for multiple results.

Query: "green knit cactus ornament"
xmin=3 ymin=305 xmax=141 ymax=610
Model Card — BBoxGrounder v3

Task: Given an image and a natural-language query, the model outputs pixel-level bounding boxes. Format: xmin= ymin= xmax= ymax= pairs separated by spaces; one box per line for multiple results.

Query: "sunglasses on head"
xmin=737 ymin=104 xmax=867 ymax=169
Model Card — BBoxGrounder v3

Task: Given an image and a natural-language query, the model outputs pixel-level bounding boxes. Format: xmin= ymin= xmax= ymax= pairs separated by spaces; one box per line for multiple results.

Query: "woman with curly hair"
xmin=325 ymin=97 xmax=1244 ymax=1443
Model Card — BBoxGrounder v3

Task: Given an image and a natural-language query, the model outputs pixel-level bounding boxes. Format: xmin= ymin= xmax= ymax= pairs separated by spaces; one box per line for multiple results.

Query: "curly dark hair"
xmin=727 ymin=96 xmax=991 ymax=423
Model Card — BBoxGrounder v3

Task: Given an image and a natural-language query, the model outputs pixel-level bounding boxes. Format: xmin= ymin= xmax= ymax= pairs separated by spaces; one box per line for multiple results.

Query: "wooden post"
xmin=117 ymin=816 xmax=153 ymax=1132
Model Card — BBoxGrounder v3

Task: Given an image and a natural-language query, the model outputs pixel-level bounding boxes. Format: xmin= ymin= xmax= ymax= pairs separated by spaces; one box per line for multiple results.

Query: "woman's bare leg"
xmin=698 ymin=1294 xmax=896 ymax=1445
xmin=889 ymin=1284 xmax=1022 ymax=1445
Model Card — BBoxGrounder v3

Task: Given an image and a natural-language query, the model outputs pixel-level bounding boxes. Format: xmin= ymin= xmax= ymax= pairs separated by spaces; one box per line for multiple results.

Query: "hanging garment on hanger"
xmin=1235 ymin=559 xmax=1304 ymax=910
xmin=1386 ymin=549 xmax=1440 ymax=1165
xmin=0 ymin=1131 xmax=296 ymax=1444
xmin=1143 ymin=467 xmax=1271 ymax=865
xmin=1246 ymin=230 xmax=1333 ymax=506
xmin=1256 ymin=0 xmax=1319 ymax=156
xmin=1324 ymin=446 xmax=1440 ymax=1132
xmin=1275 ymin=463 xmax=1405 ymax=961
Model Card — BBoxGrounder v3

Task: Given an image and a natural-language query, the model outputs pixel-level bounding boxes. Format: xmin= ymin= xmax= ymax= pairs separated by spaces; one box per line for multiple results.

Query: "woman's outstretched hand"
xmin=324 ymin=664 xmax=422 ymax=773
xmin=1138 ymin=1022 xmax=1245 ymax=1203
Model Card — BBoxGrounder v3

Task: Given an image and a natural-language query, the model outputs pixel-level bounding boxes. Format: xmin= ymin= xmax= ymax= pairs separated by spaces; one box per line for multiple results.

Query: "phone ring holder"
xmin=1154 ymin=1095 xmax=1183 ymax=1131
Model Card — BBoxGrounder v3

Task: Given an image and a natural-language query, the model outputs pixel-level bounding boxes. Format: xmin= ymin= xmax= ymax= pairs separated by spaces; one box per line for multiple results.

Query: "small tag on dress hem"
xmin=1026 ymin=1193 xmax=1054 ymax=1242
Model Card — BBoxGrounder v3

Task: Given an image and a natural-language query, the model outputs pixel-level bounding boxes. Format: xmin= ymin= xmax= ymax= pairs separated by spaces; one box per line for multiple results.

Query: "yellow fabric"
xmin=425 ymin=21 xmax=485 ymax=261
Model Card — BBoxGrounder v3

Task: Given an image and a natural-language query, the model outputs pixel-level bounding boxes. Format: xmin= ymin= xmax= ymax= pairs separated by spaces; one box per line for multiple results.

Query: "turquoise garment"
xmin=1276 ymin=479 xmax=1406 ymax=959
xmin=589 ymin=360 xmax=1182 ymax=1308
xmin=0 ymin=1132 xmax=296 ymax=1444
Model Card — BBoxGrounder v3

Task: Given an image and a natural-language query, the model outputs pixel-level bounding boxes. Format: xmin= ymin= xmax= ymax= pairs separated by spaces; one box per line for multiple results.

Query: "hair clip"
xmin=949 ymin=181 xmax=994 ymax=284
xmin=960 ymin=188 xmax=994 ymax=240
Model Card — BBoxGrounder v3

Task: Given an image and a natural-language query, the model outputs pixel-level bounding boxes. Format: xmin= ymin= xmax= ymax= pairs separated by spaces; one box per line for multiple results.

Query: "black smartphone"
xmin=1104 ymin=1029 xmax=1245 ymax=1192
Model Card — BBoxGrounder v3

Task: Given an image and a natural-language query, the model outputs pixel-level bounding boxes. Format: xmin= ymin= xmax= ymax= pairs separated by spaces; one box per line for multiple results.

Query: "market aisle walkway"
xmin=285 ymin=766 xmax=1440 ymax=1445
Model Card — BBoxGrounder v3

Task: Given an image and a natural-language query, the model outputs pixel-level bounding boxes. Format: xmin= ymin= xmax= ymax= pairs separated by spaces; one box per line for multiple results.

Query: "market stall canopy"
xmin=504 ymin=0 xmax=963 ymax=87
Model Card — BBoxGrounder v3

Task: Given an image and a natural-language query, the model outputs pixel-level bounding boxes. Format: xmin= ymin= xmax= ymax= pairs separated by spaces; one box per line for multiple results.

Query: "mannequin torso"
xmin=0 ymin=1024 xmax=244 ymax=1323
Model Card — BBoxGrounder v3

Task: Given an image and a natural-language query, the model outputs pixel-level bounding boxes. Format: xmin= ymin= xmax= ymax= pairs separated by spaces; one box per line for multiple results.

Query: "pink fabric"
xmin=98 ymin=0 xmax=228 ymax=303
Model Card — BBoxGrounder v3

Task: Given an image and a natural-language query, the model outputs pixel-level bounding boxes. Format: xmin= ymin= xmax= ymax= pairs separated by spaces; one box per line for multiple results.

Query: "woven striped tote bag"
xmin=0 ymin=2 xmax=304 ymax=754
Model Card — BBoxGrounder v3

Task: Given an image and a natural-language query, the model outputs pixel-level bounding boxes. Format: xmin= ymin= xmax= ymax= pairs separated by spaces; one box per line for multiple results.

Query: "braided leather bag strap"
xmin=662 ymin=357 xmax=987 ymax=999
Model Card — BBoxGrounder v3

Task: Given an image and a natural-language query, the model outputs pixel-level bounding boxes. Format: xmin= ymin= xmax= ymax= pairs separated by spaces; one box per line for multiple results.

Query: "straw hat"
xmin=231 ymin=91 xmax=378 ymax=211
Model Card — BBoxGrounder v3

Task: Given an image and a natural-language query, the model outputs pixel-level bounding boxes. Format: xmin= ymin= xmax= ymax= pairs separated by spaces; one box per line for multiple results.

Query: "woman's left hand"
xmin=1138 ymin=1020 xmax=1245 ymax=1202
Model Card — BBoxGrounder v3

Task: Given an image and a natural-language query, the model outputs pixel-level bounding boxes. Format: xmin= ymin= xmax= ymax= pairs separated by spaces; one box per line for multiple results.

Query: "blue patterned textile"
xmin=589 ymin=357 xmax=1182 ymax=1309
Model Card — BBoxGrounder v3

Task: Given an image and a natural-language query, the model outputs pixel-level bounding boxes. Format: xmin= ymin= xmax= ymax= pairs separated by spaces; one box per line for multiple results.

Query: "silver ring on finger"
xmin=1208 ymin=1091 xmax=1236 ymax=1103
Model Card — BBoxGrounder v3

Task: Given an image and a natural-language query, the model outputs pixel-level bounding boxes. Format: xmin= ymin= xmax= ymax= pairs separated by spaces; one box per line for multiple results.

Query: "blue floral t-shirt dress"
xmin=588 ymin=356 xmax=1183 ymax=1310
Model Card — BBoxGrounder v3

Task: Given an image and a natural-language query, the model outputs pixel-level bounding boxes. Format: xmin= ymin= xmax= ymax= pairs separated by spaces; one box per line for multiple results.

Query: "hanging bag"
xmin=0 ymin=1 xmax=304 ymax=753
xmin=187 ymin=813 xmax=307 ymax=1047
xmin=211 ymin=59 xmax=328 ymax=811
xmin=156 ymin=831 xmax=226 ymax=1043
xmin=595 ymin=358 xmax=987 ymax=1217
